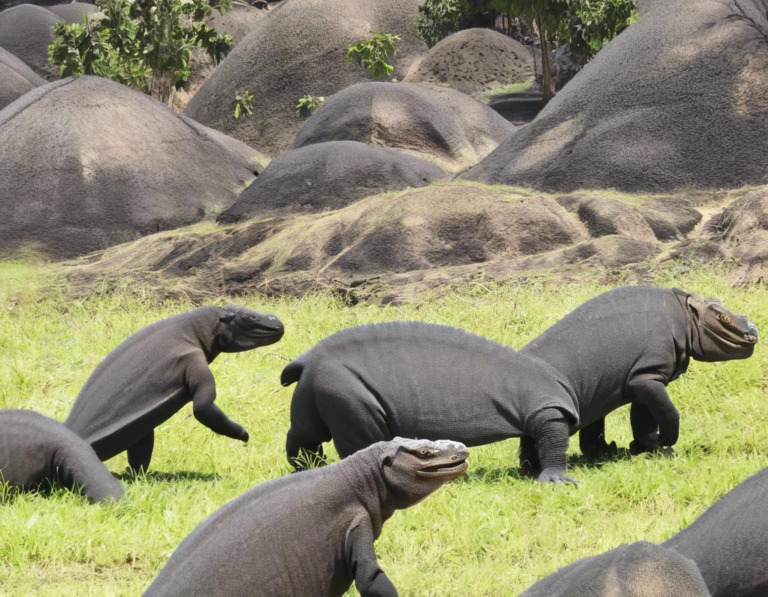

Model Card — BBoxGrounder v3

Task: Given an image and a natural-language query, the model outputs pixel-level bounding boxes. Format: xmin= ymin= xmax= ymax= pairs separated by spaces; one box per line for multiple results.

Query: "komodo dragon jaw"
xmin=217 ymin=305 xmax=285 ymax=352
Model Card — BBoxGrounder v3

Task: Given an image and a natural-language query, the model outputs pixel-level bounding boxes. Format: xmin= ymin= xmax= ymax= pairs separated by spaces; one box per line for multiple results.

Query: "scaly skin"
xmin=522 ymin=286 xmax=757 ymax=459
xmin=143 ymin=438 xmax=469 ymax=597
xmin=0 ymin=410 xmax=124 ymax=503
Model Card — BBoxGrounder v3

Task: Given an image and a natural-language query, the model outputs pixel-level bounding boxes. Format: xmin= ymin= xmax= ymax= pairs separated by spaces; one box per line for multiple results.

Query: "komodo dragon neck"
xmin=337 ymin=447 xmax=396 ymax=536
xmin=188 ymin=307 xmax=226 ymax=363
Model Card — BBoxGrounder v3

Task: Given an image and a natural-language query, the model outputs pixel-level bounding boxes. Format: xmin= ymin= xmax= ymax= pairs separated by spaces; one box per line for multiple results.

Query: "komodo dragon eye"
xmin=716 ymin=313 xmax=732 ymax=324
xmin=418 ymin=449 xmax=432 ymax=458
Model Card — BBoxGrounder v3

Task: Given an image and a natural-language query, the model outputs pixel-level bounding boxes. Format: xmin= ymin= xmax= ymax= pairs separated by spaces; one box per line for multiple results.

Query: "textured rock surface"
xmin=463 ymin=0 xmax=768 ymax=192
xmin=403 ymin=28 xmax=534 ymax=96
xmin=183 ymin=0 xmax=427 ymax=157
xmin=219 ymin=141 xmax=448 ymax=222
xmin=0 ymin=77 xmax=267 ymax=257
xmin=0 ymin=45 xmax=45 ymax=111
xmin=207 ymin=3 xmax=268 ymax=46
xmin=292 ymin=82 xmax=514 ymax=172
xmin=0 ymin=5 xmax=63 ymax=79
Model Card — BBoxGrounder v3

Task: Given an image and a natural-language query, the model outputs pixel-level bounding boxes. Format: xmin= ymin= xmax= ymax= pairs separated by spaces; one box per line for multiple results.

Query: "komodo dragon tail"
xmin=281 ymin=358 xmax=305 ymax=387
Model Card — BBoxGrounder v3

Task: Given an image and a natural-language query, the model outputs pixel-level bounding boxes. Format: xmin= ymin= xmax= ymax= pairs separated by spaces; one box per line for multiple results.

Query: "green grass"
xmin=0 ymin=262 xmax=767 ymax=596
xmin=477 ymin=82 xmax=536 ymax=104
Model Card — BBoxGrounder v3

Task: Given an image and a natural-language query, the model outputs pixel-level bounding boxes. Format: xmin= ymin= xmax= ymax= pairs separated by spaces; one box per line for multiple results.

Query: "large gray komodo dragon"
xmin=65 ymin=305 xmax=284 ymax=472
xmin=0 ymin=410 xmax=124 ymax=503
xmin=283 ymin=321 xmax=583 ymax=483
xmin=143 ymin=437 xmax=468 ymax=597
xmin=282 ymin=287 xmax=756 ymax=484
xmin=520 ymin=541 xmax=711 ymax=597
xmin=664 ymin=464 xmax=768 ymax=597
xmin=522 ymin=463 xmax=768 ymax=597
xmin=521 ymin=286 xmax=757 ymax=462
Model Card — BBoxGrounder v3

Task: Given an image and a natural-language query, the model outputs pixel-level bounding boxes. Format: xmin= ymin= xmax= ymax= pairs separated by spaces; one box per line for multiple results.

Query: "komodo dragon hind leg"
xmin=127 ymin=430 xmax=155 ymax=474
xmin=519 ymin=436 xmax=541 ymax=475
xmin=579 ymin=418 xmax=618 ymax=461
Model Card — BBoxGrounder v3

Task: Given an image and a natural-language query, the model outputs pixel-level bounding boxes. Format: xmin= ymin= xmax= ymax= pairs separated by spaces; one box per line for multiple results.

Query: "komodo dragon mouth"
xmin=417 ymin=457 xmax=469 ymax=478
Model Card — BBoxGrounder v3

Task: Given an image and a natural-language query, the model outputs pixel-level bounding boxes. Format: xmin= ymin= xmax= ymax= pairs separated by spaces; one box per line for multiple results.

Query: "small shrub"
xmin=295 ymin=95 xmax=325 ymax=117
xmin=234 ymin=90 xmax=254 ymax=120
xmin=346 ymin=31 xmax=400 ymax=80
xmin=417 ymin=0 xmax=472 ymax=47
xmin=48 ymin=0 xmax=233 ymax=106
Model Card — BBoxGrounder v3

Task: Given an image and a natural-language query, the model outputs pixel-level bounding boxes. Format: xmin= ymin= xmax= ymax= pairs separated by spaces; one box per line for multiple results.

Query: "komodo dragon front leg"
xmin=346 ymin=516 xmax=398 ymax=597
xmin=186 ymin=358 xmax=249 ymax=443
xmin=627 ymin=375 xmax=679 ymax=452
xmin=526 ymin=406 xmax=577 ymax=485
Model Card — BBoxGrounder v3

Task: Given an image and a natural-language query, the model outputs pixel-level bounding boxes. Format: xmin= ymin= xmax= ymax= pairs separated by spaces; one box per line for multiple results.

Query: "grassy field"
xmin=1 ymin=261 xmax=766 ymax=596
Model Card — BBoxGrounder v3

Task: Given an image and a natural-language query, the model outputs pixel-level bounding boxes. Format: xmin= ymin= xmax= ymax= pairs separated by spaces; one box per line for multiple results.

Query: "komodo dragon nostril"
xmin=451 ymin=455 xmax=458 ymax=461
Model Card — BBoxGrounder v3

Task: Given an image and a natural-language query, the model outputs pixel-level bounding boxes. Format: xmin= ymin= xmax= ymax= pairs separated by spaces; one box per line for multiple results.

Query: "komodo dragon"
xmin=520 ymin=542 xmax=711 ymax=597
xmin=664 ymin=465 xmax=768 ymax=596
xmin=283 ymin=322 xmax=582 ymax=484
xmin=143 ymin=437 xmax=469 ymax=597
xmin=521 ymin=286 xmax=757 ymax=464
xmin=282 ymin=287 xmax=755 ymax=483
xmin=0 ymin=410 xmax=124 ymax=503
xmin=65 ymin=305 xmax=284 ymax=472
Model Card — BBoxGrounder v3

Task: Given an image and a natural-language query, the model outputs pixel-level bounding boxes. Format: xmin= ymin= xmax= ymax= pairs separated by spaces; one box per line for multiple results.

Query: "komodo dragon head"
xmin=379 ymin=438 xmax=469 ymax=508
xmin=684 ymin=292 xmax=758 ymax=362
xmin=216 ymin=305 xmax=285 ymax=352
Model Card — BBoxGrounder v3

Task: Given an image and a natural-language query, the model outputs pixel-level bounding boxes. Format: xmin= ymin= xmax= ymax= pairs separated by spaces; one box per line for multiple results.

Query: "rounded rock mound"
xmin=463 ymin=0 xmax=768 ymax=193
xmin=0 ymin=45 xmax=45 ymax=111
xmin=292 ymin=82 xmax=515 ymax=172
xmin=206 ymin=3 xmax=268 ymax=47
xmin=183 ymin=0 xmax=427 ymax=157
xmin=218 ymin=140 xmax=448 ymax=223
xmin=220 ymin=184 xmax=589 ymax=281
xmin=0 ymin=4 xmax=63 ymax=79
xmin=403 ymin=28 xmax=534 ymax=96
xmin=0 ymin=76 xmax=266 ymax=258
xmin=46 ymin=2 xmax=99 ymax=23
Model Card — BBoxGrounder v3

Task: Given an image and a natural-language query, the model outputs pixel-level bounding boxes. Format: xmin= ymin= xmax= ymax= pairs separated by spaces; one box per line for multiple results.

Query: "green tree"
xmin=48 ymin=0 xmax=232 ymax=106
xmin=417 ymin=0 xmax=472 ymax=47
xmin=559 ymin=0 xmax=636 ymax=60
xmin=346 ymin=31 xmax=400 ymax=80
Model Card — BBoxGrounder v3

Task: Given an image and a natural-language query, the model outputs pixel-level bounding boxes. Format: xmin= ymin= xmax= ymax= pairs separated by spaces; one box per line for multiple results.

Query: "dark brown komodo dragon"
xmin=0 ymin=410 xmax=124 ymax=503
xmin=65 ymin=305 xmax=284 ymax=472
xmin=143 ymin=437 xmax=469 ymax=597
xmin=282 ymin=287 xmax=756 ymax=484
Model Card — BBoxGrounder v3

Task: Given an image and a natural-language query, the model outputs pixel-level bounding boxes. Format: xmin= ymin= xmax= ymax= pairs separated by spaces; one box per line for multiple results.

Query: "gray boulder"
xmin=463 ymin=0 xmax=768 ymax=192
xmin=0 ymin=76 xmax=267 ymax=258
xmin=183 ymin=0 xmax=427 ymax=157
xmin=46 ymin=2 xmax=99 ymax=23
xmin=218 ymin=140 xmax=448 ymax=223
xmin=0 ymin=45 xmax=45 ymax=110
xmin=403 ymin=28 xmax=534 ymax=96
xmin=0 ymin=4 xmax=63 ymax=79
xmin=292 ymin=82 xmax=515 ymax=172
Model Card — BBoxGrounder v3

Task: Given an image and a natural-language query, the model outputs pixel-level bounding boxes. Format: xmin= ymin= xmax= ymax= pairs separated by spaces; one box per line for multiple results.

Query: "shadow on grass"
xmin=116 ymin=470 xmax=222 ymax=483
